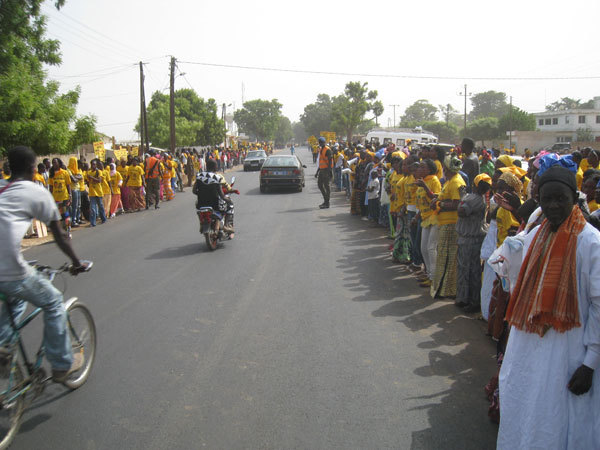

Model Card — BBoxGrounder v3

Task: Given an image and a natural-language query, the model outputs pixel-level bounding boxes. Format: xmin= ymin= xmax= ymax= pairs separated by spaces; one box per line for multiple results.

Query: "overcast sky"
xmin=43 ymin=0 xmax=600 ymax=141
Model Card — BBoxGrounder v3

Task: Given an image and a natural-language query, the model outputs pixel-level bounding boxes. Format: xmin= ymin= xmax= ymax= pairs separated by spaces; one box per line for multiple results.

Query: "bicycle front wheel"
xmin=63 ymin=302 xmax=96 ymax=389
xmin=0 ymin=363 xmax=25 ymax=450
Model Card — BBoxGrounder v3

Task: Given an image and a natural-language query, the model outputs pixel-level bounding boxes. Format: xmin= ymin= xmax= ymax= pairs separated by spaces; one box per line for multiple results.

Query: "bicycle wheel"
xmin=0 ymin=362 xmax=25 ymax=450
xmin=63 ymin=302 xmax=96 ymax=389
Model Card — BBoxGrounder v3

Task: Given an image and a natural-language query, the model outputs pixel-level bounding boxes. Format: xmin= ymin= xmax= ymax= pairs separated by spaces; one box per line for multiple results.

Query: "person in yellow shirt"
xmin=431 ymin=154 xmax=466 ymax=299
xmin=162 ymin=157 xmax=174 ymax=201
xmin=95 ymin=160 xmax=112 ymax=218
xmin=387 ymin=157 xmax=403 ymax=236
xmin=125 ymin=158 xmax=145 ymax=211
xmin=494 ymin=173 xmax=522 ymax=247
xmin=33 ymin=164 xmax=46 ymax=187
xmin=414 ymin=159 xmax=442 ymax=287
xmin=403 ymin=158 xmax=422 ymax=270
xmin=67 ymin=157 xmax=83 ymax=227
xmin=582 ymin=172 xmax=600 ymax=212
xmin=392 ymin=156 xmax=417 ymax=264
xmin=108 ymin=163 xmax=123 ymax=217
xmin=116 ymin=159 xmax=129 ymax=211
xmin=86 ymin=160 xmax=107 ymax=226
xmin=48 ymin=158 xmax=73 ymax=236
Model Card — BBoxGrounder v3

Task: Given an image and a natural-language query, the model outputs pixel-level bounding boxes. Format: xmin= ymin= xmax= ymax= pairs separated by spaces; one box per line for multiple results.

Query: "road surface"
xmin=13 ymin=147 xmax=499 ymax=449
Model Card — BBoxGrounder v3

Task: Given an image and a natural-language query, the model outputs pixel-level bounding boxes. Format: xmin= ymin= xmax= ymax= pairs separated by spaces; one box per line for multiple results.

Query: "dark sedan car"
xmin=243 ymin=150 xmax=267 ymax=171
xmin=259 ymin=155 xmax=306 ymax=193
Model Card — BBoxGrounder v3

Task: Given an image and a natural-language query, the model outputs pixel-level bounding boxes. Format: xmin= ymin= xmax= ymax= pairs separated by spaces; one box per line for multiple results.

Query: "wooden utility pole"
xmin=169 ymin=56 xmax=176 ymax=154
xmin=222 ymin=103 xmax=227 ymax=149
xmin=458 ymin=84 xmax=471 ymax=132
xmin=509 ymin=96 xmax=513 ymax=150
xmin=389 ymin=104 xmax=401 ymax=128
xmin=139 ymin=61 xmax=150 ymax=156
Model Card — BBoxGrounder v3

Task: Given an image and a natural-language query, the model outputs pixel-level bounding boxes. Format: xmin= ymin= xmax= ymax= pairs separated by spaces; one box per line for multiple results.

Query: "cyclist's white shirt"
xmin=0 ymin=180 xmax=60 ymax=281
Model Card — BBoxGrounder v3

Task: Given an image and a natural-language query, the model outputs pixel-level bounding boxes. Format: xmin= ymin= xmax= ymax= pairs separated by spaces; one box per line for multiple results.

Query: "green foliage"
xmin=70 ymin=114 xmax=98 ymax=149
xmin=331 ymin=81 xmax=379 ymax=142
xmin=421 ymin=121 xmax=459 ymax=143
xmin=576 ymin=127 xmax=594 ymax=142
xmin=0 ymin=0 xmax=82 ymax=156
xmin=291 ymin=122 xmax=308 ymax=143
xmin=469 ymin=91 xmax=509 ymax=120
xmin=299 ymin=94 xmax=332 ymax=138
xmin=234 ymin=99 xmax=283 ymax=141
xmin=546 ymin=97 xmax=595 ymax=111
xmin=371 ymin=100 xmax=384 ymax=125
xmin=401 ymin=100 xmax=438 ymax=123
xmin=274 ymin=116 xmax=293 ymax=146
xmin=463 ymin=117 xmax=500 ymax=145
xmin=136 ymin=89 xmax=225 ymax=148
xmin=438 ymin=104 xmax=462 ymax=126
xmin=498 ymin=107 xmax=536 ymax=134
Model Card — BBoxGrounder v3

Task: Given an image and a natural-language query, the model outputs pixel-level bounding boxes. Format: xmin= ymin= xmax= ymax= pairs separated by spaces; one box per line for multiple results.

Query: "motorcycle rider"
xmin=192 ymin=158 xmax=235 ymax=234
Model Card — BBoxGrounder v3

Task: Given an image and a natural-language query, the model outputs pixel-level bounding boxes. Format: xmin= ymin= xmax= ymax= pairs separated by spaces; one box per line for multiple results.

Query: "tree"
xmin=469 ymin=91 xmax=509 ymax=120
xmin=234 ymin=99 xmax=283 ymax=141
xmin=421 ymin=121 xmax=459 ymax=143
xmin=576 ymin=127 xmax=594 ymax=142
xmin=438 ymin=104 xmax=462 ymax=126
xmin=299 ymin=94 xmax=332 ymax=138
xmin=372 ymin=101 xmax=384 ymax=125
xmin=498 ymin=107 xmax=536 ymax=135
xmin=0 ymin=0 xmax=83 ymax=155
xmin=70 ymin=115 xmax=98 ymax=150
xmin=292 ymin=121 xmax=308 ymax=143
xmin=330 ymin=81 xmax=379 ymax=143
xmin=546 ymin=97 xmax=595 ymax=111
xmin=464 ymin=117 xmax=500 ymax=146
xmin=274 ymin=116 xmax=293 ymax=147
xmin=400 ymin=100 xmax=438 ymax=124
xmin=136 ymin=89 xmax=225 ymax=148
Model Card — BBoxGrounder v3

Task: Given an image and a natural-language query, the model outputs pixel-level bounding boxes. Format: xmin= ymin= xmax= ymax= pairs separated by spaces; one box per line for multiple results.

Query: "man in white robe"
xmin=498 ymin=166 xmax=600 ymax=449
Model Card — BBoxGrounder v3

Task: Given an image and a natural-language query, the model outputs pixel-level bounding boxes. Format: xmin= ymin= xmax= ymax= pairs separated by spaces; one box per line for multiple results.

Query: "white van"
xmin=366 ymin=127 xmax=438 ymax=147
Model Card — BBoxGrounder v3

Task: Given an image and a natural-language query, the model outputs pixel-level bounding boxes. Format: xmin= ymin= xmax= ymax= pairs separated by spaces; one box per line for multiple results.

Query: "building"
xmin=534 ymin=96 xmax=600 ymax=143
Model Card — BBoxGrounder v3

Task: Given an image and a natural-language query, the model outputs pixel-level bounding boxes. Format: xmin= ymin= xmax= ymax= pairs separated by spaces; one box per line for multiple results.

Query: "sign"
xmin=320 ymin=131 xmax=336 ymax=143
xmin=93 ymin=141 xmax=105 ymax=160
xmin=114 ymin=149 xmax=128 ymax=161
xmin=129 ymin=146 xmax=139 ymax=157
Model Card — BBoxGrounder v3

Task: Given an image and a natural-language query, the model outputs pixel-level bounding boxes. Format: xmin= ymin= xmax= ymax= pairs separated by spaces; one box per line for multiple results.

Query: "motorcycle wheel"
xmin=205 ymin=231 xmax=218 ymax=251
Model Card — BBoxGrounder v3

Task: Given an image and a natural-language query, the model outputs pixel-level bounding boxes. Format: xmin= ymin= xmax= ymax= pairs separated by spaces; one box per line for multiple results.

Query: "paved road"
xmin=14 ymin=148 xmax=498 ymax=449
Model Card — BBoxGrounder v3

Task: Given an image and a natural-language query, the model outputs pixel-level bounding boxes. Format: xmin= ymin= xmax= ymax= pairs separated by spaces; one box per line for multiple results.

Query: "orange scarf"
xmin=505 ymin=205 xmax=586 ymax=336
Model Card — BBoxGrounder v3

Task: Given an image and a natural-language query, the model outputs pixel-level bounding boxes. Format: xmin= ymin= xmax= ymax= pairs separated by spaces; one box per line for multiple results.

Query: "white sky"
xmin=43 ymin=0 xmax=600 ymax=141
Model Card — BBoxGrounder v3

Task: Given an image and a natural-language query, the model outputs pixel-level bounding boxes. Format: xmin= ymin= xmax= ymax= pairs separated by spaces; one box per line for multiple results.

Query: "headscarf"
xmin=474 ymin=173 xmax=492 ymax=187
xmin=67 ymin=157 xmax=80 ymax=175
xmin=443 ymin=154 xmax=463 ymax=172
xmin=532 ymin=150 xmax=553 ymax=169
xmin=499 ymin=165 xmax=527 ymax=179
xmin=499 ymin=171 xmax=522 ymax=193
xmin=497 ymin=155 xmax=514 ymax=167
xmin=536 ymin=154 xmax=577 ymax=177
xmin=481 ymin=149 xmax=492 ymax=160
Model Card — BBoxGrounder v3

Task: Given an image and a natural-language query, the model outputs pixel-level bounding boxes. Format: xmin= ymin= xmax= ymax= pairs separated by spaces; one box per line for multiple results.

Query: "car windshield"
xmin=247 ymin=151 xmax=266 ymax=158
xmin=264 ymin=157 xmax=298 ymax=167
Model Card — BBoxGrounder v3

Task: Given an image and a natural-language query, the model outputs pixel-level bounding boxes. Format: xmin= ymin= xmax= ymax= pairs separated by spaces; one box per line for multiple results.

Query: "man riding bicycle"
xmin=0 ymin=146 xmax=89 ymax=382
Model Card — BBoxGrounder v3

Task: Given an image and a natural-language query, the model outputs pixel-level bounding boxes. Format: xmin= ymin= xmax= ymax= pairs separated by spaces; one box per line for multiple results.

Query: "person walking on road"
xmin=315 ymin=137 xmax=333 ymax=209
xmin=145 ymin=151 xmax=162 ymax=209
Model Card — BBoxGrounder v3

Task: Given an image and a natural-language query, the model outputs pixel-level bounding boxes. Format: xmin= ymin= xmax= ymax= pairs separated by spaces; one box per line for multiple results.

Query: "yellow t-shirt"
xmin=171 ymin=161 xmax=178 ymax=178
xmin=49 ymin=169 xmax=71 ymax=202
xmin=436 ymin=173 xmax=466 ymax=225
xmin=588 ymin=200 xmax=599 ymax=212
xmin=110 ymin=171 xmax=123 ymax=195
xmin=389 ymin=172 xmax=403 ymax=213
xmin=395 ymin=175 xmax=407 ymax=210
xmin=78 ymin=174 xmax=86 ymax=192
xmin=434 ymin=160 xmax=444 ymax=182
xmin=161 ymin=162 xmax=171 ymax=180
xmin=116 ymin=165 xmax=129 ymax=181
xmin=127 ymin=166 xmax=144 ymax=187
xmin=576 ymin=168 xmax=584 ymax=191
xmin=86 ymin=170 xmax=104 ymax=198
xmin=416 ymin=175 xmax=442 ymax=227
xmin=101 ymin=169 xmax=111 ymax=195
xmin=404 ymin=174 xmax=417 ymax=207
xmin=33 ymin=172 xmax=46 ymax=186
xmin=496 ymin=207 xmax=520 ymax=246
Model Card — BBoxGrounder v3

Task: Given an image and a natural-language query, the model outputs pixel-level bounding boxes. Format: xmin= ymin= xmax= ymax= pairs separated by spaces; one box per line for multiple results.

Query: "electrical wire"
xmin=177 ymin=60 xmax=600 ymax=81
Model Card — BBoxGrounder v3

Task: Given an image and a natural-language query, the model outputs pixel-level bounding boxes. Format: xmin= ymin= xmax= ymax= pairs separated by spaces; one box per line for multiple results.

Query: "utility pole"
xmin=458 ymin=84 xmax=472 ymax=132
xmin=222 ymin=103 xmax=227 ymax=149
xmin=509 ymin=96 xmax=513 ymax=150
xmin=445 ymin=104 xmax=451 ymax=126
xmin=139 ymin=61 xmax=150 ymax=156
xmin=169 ymin=56 xmax=176 ymax=154
xmin=241 ymin=83 xmax=245 ymax=105
xmin=389 ymin=104 xmax=401 ymax=129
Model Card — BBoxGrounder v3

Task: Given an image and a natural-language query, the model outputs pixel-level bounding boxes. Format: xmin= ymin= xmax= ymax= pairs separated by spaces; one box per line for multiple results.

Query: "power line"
xmin=177 ymin=60 xmax=600 ymax=81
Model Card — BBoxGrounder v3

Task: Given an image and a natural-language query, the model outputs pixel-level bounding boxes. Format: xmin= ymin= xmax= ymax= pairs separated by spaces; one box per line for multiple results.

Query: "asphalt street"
xmin=14 ymin=147 xmax=499 ymax=449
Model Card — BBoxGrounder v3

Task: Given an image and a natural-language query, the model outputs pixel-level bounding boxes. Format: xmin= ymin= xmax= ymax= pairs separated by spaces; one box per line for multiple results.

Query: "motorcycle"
xmin=197 ymin=176 xmax=238 ymax=251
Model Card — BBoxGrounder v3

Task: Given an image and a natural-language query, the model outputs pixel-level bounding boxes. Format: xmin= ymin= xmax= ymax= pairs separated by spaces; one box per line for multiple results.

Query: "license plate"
xmin=273 ymin=171 xmax=288 ymax=175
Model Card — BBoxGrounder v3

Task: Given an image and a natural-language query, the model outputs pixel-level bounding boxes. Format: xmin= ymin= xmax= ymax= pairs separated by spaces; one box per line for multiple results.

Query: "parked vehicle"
xmin=243 ymin=150 xmax=267 ymax=171
xmin=259 ymin=155 xmax=306 ymax=193
xmin=366 ymin=127 xmax=438 ymax=147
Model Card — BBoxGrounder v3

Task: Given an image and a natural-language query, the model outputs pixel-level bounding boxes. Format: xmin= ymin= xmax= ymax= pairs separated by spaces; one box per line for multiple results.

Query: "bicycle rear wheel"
xmin=0 ymin=362 xmax=25 ymax=450
xmin=63 ymin=302 xmax=96 ymax=389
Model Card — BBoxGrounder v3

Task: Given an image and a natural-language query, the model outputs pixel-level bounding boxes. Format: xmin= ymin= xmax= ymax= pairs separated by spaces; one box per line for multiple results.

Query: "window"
xmin=596 ymin=115 xmax=600 ymax=124
xmin=565 ymin=116 xmax=570 ymax=124
xmin=552 ymin=118 xmax=558 ymax=125
xmin=538 ymin=119 xmax=544 ymax=126
xmin=545 ymin=118 xmax=551 ymax=125
xmin=579 ymin=115 xmax=586 ymax=124
xmin=383 ymin=138 xmax=392 ymax=144
xmin=396 ymin=139 xmax=405 ymax=146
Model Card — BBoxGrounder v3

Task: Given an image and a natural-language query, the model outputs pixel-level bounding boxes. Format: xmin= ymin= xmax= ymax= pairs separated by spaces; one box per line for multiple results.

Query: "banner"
xmin=320 ymin=131 xmax=336 ymax=143
xmin=114 ymin=149 xmax=128 ymax=161
xmin=129 ymin=146 xmax=139 ymax=157
xmin=93 ymin=141 xmax=105 ymax=161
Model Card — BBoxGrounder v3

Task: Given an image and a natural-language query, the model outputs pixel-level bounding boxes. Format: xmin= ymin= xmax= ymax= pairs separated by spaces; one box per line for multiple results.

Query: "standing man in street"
xmin=460 ymin=138 xmax=480 ymax=191
xmin=144 ymin=151 xmax=162 ymax=209
xmin=315 ymin=136 xmax=333 ymax=209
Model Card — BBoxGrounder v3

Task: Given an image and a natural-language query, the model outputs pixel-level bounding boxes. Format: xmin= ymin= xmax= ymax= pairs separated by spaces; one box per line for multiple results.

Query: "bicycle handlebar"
xmin=34 ymin=260 xmax=93 ymax=280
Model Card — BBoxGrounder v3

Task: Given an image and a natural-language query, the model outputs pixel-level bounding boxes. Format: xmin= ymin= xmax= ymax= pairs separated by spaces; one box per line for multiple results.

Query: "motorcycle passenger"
xmin=193 ymin=158 xmax=233 ymax=233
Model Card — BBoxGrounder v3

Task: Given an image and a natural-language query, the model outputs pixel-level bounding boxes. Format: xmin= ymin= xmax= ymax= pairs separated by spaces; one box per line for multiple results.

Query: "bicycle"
xmin=0 ymin=261 xmax=96 ymax=449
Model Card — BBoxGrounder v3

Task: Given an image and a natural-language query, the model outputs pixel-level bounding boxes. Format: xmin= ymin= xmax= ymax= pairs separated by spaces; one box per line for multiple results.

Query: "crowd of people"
xmin=0 ymin=146 xmax=255 ymax=238
xmin=313 ymin=138 xmax=600 ymax=448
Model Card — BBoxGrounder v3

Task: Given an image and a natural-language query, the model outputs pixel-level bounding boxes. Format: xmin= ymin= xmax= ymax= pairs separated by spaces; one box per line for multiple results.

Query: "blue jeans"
xmin=89 ymin=196 xmax=106 ymax=226
xmin=334 ymin=167 xmax=342 ymax=190
xmin=70 ymin=189 xmax=81 ymax=223
xmin=0 ymin=271 xmax=73 ymax=370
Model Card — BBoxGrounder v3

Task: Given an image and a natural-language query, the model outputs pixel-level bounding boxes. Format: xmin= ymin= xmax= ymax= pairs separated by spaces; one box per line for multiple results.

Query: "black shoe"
xmin=463 ymin=304 xmax=480 ymax=314
xmin=155 ymin=205 xmax=160 ymax=209
xmin=319 ymin=203 xmax=330 ymax=209
xmin=145 ymin=205 xmax=149 ymax=210
xmin=454 ymin=300 xmax=469 ymax=308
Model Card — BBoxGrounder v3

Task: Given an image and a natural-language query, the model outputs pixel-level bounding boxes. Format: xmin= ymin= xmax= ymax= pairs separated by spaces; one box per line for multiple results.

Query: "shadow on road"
xmin=145 ymin=243 xmax=205 ymax=259
xmin=245 ymin=187 xmax=303 ymax=196
xmin=315 ymin=191 xmax=498 ymax=450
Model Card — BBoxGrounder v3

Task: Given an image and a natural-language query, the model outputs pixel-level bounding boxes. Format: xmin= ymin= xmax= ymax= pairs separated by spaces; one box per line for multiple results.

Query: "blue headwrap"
xmin=375 ymin=149 xmax=385 ymax=160
xmin=537 ymin=154 xmax=578 ymax=177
